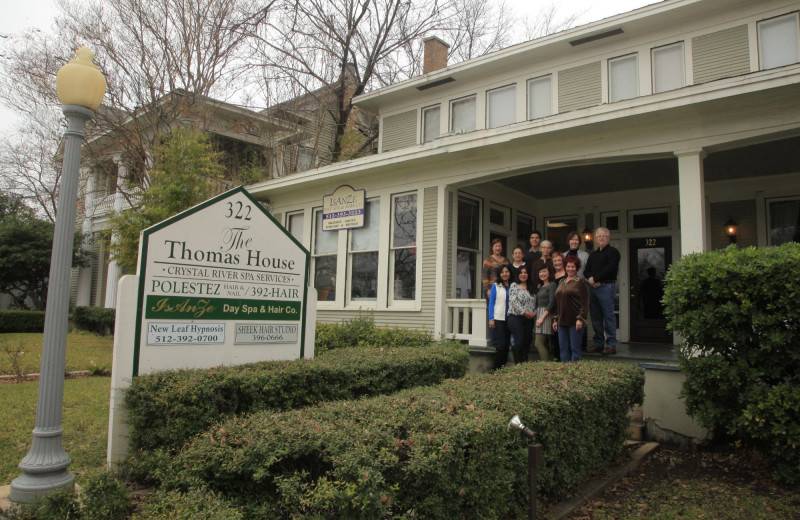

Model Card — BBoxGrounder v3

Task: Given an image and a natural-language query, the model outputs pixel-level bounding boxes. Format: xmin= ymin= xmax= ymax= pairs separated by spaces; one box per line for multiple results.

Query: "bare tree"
xmin=440 ymin=0 xmax=515 ymax=64
xmin=250 ymin=0 xmax=445 ymax=162
xmin=520 ymin=3 xmax=584 ymax=41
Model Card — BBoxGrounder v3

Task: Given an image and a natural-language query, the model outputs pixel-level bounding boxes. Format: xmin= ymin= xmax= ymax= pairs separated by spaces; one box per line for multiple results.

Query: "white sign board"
xmin=322 ymin=184 xmax=365 ymax=231
xmin=132 ymin=187 xmax=312 ymax=376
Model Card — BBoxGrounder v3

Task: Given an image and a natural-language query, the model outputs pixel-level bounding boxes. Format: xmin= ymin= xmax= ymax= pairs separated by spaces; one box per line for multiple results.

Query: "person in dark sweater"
xmin=583 ymin=227 xmax=621 ymax=355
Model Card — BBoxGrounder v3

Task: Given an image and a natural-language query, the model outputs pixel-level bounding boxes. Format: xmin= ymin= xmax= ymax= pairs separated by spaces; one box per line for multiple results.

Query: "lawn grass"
xmin=0 ymin=332 xmax=114 ymax=377
xmin=0 ymin=377 xmax=110 ymax=485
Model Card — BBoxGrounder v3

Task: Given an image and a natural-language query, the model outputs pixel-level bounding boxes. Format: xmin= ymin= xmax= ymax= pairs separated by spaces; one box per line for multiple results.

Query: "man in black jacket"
xmin=583 ymin=227 xmax=620 ymax=355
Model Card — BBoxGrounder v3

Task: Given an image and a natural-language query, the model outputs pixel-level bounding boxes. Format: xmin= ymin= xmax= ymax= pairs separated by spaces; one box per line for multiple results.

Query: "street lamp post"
xmin=10 ymin=46 xmax=106 ymax=504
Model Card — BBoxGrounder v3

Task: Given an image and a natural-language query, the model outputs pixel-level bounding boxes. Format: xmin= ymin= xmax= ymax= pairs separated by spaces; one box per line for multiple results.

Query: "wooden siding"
xmin=419 ymin=186 xmax=438 ymax=328
xmin=382 ymin=110 xmax=417 ymax=152
xmin=692 ymin=25 xmax=750 ymax=84
xmin=558 ymin=62 xmax=602 ymax=113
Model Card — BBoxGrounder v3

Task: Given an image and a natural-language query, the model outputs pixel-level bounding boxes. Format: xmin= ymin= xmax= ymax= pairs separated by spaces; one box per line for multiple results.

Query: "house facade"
xmin=71 ymin=86 xmax=355 ymax=309
xmin=246 ymin=0 xmax=800 ymax=348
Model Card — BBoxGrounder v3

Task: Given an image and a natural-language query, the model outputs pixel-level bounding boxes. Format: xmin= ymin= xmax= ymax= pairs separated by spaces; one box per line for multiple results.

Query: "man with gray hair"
xmin=583 ymin=227 xmax=620 ymax=355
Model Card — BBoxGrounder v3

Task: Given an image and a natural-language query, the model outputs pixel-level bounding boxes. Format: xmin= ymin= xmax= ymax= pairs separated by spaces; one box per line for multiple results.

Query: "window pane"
xmin=297 ymin=148 xmax=314 ymax=172
xmin=609 ymin=55 xmax=638 ymax=102
xmin=652 ymin=44 xmax=684 ymax=93
xmin=487 ymin=85 xmax=516 ymax=129
xmin=457 ymin=196 xmax=480 ymax=250
xmin=545 ymin=216 xmax=577 ymax=252
xmin=393 ymin=248 xmax=416 ymax=300
xmin=769 ymin=200 xmax=800 ymax=245
xmin=351 ymin=252 xmax=378 ymax=299
xmin=517 ymin=214 xmax=533 ymax=245
xmin=351 ymin=200 xmax=379 ymax=251
xmin=451 ymin=96 xmax=476 ymax=133
xmin=393 ymin=194 xmax=417 ymax=247
xmin=527 ymin=76 xmax=552 ymax=119
xmin=422 ymin=106 xmax=440 ymax=143
xmin=314 ymin=255 xmax=337 ymax=301
xmin=456 ymin=250 xmax=476 ymax=298
xmin=759 ymin=15 xmax=800 ymax=69
xmin=632 ymin=212 xmax=669 ymax=229
xmin=288 ymin=213 xmax=304 ymax=243
xmin=314 ymin=211 xmax=337 ymax=254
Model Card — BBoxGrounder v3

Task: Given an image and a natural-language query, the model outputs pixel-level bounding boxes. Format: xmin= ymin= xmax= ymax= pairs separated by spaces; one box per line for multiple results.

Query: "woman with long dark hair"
xmin=489 ymin=264 xmax=513 ymax=370
xmin=534 ymin=265 xmax=556 ymax=361
xmin=507 ymin=266 xmax=536 ymax=364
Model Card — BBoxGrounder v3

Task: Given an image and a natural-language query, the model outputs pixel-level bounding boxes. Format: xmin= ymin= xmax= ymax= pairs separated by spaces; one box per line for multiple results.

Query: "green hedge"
xmin=162 ymin=362 xmax=643 ymax=519
xmin=124 ymin=343 xmax=469 ymax=456
xmin=0 ymin=310 xmax=45 ymax=333
xmin=314 ymin=313 xmax=435 ymax=355
xmin=664 ymin=243 xmax=800 ymax=483
xmin=72 ymin=306 xmax=116 ymax=335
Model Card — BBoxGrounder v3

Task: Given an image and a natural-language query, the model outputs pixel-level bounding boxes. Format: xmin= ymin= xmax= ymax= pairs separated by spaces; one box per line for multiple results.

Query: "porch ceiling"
xmin=496 ymin=135 xmax=800 ymax=200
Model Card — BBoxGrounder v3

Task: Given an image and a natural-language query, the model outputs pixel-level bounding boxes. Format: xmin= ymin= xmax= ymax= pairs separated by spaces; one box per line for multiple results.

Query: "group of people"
xmin=482 ymin=228 xmax=620 ymax=369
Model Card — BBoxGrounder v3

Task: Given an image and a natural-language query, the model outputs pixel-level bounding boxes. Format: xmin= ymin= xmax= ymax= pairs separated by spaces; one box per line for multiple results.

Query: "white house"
xmin=237 ymin=0 xmax=800 ymax=347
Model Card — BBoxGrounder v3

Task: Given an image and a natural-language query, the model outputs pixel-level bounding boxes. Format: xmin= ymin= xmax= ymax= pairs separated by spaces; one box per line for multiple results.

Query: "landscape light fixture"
xmin=509 ymin=415 xmax=542 ymax=520
xmin=11 ymin=46 xmax=106 ymax=503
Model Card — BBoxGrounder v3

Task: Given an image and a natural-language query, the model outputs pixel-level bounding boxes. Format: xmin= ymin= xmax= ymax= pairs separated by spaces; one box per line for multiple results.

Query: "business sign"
xmin=322 ymin=184 xmax=365 ymax=230
xmin=132 ymin=186 xmax=311 ymax=376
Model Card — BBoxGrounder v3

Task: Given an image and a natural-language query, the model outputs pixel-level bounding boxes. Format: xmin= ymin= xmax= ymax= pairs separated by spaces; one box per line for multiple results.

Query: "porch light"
xmin=581 ymin=227 xmax=594 ymax=243
xmin=724 ymin=218 xmax=738 ymax=244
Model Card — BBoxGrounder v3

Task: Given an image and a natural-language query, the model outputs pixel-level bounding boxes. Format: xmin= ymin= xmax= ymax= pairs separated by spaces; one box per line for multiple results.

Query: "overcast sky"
xmin=0 ymin=0 xmax=658 ymax=137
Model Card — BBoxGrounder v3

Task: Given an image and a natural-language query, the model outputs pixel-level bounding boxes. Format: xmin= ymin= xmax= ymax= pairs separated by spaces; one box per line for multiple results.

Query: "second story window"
xmin=422 ymin=105 xmax=440 ymax=143
xmin=758 ymin=13 xmax=800 ymax=70
xmin=486 ymin=85 xmax=516 ymax=129
xmin=609 ymin=54 xmax=638 ymax=102
xmin=652 ymin=43 xmax=685 ymax=93
xmin=450 ymin=95 xmax=476 ymax=134
xmin=527 ymin=75 xmax=552 ymax=120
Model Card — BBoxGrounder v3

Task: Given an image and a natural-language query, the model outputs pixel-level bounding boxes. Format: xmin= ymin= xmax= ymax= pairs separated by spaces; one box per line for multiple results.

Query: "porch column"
xmin=675 ymin=149 xmax=708 ymax=255
xmin=103 ymin=160 xmax=126 ymax=308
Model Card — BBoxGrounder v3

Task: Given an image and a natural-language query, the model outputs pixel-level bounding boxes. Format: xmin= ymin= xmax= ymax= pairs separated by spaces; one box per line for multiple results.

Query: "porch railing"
xmin=444 ymin=299 xmax=489 ymax=347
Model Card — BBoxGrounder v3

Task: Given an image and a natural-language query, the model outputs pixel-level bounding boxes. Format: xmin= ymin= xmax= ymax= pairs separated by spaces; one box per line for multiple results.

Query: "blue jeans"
xmin=558 ymin=325 xmax=583 ymax=362
xmin=589 ymin=283 xmax=617 ymax=349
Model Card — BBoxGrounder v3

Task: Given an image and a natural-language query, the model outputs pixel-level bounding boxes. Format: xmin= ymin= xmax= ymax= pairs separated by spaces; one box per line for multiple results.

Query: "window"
xmin=348 ymin=200 xmax=380 ymax=302
xmin=312 ymin=210 xmax=338 ymax=302
xmin=391 ymin=194 xmax=417 ymax=301
xmin=768 ymin=198 xmax=800 ymax=245
xmin=296 ymin=148 xmax=314 ymax=172
xmin=287 ymin=212 xmax=304 ymax=244
xmin=527 ymin=76 xmax=552 ymax=119
xmin=486 ymin=85 xmax=516 ymax=129
xmin=758 ymin=13 xmax=800 ymax=70
xmin=516 ymin=213 xmax=534 ymax=249
xmin=652 ymin=43 xmax=684 ymax=93
xmin=457 ymin=195 xmax=481 ymax=299
xmin=545 ymin=215 xmax=577 ymax=252
xmin=450 ymin=95 xmax=476 ymax=133
xmin=422 ymin=105 xmax=440 ymax=143
xmin=609 ymin=54 xmax=638 ymax=102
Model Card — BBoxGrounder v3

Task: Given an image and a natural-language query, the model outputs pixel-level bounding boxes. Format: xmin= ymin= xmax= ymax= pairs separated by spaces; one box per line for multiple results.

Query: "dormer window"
xmin=758 ymin=13 xmax=800 ymax=70
xmin=450 ymin=95 xmax=476 ymax=133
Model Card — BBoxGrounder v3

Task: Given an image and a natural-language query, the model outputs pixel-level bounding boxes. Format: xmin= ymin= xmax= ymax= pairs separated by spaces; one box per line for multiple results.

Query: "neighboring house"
xmin=246 ymin=0 xmax=800 ymax=347
xmin=72 ymin=81 xmax=368 ymax=309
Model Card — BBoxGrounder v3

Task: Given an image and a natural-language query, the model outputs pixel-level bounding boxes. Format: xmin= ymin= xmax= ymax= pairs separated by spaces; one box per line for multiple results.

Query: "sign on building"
xmin=132 ymin=186 xmax=312 ymax=376
xmin=322 ymin=184 xmax=365 ymax=230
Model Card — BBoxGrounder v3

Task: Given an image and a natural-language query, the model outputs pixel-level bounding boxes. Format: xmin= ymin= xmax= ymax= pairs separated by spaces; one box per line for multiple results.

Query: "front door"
xmin=628 ymin=237 xmax=672 ymax=343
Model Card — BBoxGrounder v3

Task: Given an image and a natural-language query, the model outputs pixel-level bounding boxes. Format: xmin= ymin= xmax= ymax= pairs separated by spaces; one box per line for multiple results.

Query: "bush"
xmin=130 ymin=488 xmax=243 ymax=520
xmin=0 ymin=489 xmax=80 ymax=520
xmin=164 ymin=362 xmax=643 ymax=519
xmin=663 ymin=243 xmax=800 ymax=483
xmin=71 ymin=306 xmax=116 ymax=335
xmin=0 ymin=310 xmax=45 ymax=333
xmin=124 ymin=344 xmax=469 ymax=461
xmin=80 ymin=469 xmax=130 ymax=520
xmin=314 ymin=312 xmax=435 ymax=354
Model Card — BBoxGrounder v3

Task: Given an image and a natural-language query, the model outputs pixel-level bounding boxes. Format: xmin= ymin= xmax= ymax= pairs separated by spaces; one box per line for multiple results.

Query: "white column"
xmin=103 ymin=160 xmax=127 ymax=308
xmin=675 ymin=149 xmax=708 ymax=255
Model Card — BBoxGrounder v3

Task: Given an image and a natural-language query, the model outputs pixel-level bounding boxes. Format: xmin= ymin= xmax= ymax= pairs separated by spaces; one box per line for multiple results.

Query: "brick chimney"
xmin=423 ymin=36 xmax=450 ymax=74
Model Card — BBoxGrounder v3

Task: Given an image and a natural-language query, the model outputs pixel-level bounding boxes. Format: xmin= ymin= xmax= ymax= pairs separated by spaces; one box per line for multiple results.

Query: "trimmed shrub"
xmin=80 ymin=469 xmax=131 ymax=520
xmin=72 ymin=306 xmax=115 ymax=335
xmin=130 ymin=489 xmax=243 ymax=520
xmin=0 ymin=310 xmax=45 ymax=333
xmin=663 ymin=243 xmax=800 ymax=483
xmin=165 ymin=362 xmax=643 ymax=518
xmin=314 ymin=312 xmax=435 ymax=354
xmin=124 ymin=344 xmax=469 ymax=456
xmin=0 ymin=489 xmax=80 ymax=520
